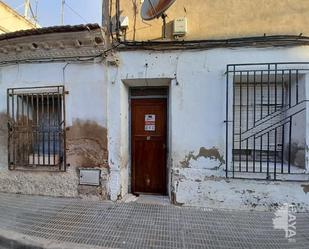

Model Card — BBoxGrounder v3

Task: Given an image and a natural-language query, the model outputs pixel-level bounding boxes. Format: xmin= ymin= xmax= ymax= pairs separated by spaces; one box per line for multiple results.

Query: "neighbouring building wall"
xmin=108 ymin=46 xmax=309 ymax=210
xmin=116 ymin=0 xmax=309 ymax=41
xmin=0 ymin=62 xmax=108 ymax=198
xmin=0 ymin=1 xmax=37 ymax=34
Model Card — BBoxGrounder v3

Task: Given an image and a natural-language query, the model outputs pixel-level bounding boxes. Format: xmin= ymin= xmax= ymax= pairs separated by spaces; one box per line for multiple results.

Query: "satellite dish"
xmin=141 ymin=0 xmax=177 ymax=21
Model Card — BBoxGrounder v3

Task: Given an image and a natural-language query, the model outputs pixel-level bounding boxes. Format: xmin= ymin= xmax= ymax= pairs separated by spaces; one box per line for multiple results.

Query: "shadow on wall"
xmin=0 ymin=113 xmax=8 ymax=166
xmin=66 ymin=119 xmax=108 ymax=169
xmin=0 ymin=112 xmax=8 ymax=135
xmin=289 ymin=143 xmax=305 ymax=169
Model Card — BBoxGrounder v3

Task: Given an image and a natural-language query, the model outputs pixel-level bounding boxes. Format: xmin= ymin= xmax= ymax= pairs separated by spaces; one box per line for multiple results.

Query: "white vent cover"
xmin=79 ymin=169 xmax=100 ymax=186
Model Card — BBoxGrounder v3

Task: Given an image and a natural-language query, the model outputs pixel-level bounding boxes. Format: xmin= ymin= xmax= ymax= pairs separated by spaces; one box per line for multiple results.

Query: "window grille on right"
xmin=226 ymin=63 xmax=309 ymax=181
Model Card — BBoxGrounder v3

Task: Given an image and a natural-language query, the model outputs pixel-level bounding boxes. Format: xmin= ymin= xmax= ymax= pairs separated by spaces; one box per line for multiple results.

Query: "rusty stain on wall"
xmin=301 ymin=184 xmax=309 ymax=194
xmin=171 ymin=191 xmax=184 ymax=206
xmin=0 ymin=113 xmax=8 ymax=165
xmin=9 ymin=116 xmax=35 ymax=166
xmin=0 ymin=112 xmax=8 ymax=140
xmin=67 ymin=119 xmax=108 ymax=168
xmin=180 ymin=147 xmax=225 ymax=168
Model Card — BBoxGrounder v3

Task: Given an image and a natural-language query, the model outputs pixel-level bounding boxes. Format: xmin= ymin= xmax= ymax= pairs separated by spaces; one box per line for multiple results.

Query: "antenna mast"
xmin=24 ymin=0 xmax=30 ymax=19
xmin=35 ymin=0 xmax=38 ymax=21
xmin=61 ymin=0 xmax=65 ymax=25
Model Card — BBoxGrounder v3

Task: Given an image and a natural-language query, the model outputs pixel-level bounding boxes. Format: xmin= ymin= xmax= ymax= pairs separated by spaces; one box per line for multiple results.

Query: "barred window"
xmin=7 ymin=86 xmax=66 ymax=171
xmin=226 ymin=63 xmax=308 ymax=181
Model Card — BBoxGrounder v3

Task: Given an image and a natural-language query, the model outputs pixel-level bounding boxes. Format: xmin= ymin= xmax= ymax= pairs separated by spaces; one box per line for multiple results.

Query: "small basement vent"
xmin=79 ymin=169 xmax=101 ymax=186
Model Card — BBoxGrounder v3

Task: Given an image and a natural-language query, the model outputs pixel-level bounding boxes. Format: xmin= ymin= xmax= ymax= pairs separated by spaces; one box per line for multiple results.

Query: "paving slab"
xmin=0 ymin=192 xmax=308 ymax=249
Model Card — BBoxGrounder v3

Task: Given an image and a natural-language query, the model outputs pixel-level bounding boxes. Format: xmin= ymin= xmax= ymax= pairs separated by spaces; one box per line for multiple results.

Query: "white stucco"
xmin=0 ymin=62 xmax=107 ymax=126
xmin=0 ymin=44 xmax=308 ymax=210
xmin=0 ymin=61 xmax=108 ymax=197
xmin=107 ymin=46 xmax=309 ymax=209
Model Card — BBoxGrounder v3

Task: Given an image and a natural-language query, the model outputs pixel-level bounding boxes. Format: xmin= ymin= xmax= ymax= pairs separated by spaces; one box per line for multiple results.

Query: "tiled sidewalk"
xmin=0 ymin=193 xmax=308 ymax=249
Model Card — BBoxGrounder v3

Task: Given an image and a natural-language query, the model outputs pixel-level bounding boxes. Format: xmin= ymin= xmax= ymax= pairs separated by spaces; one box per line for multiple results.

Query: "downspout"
xmin=62 ymin=62 xmax=70 ymax=85
xmin=115 ymin=0 xmax=121 ymax=41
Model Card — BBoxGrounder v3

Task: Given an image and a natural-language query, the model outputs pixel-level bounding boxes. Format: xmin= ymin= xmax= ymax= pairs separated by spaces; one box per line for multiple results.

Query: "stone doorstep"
xmin=0 ymin=229 xmax=108 ymax=249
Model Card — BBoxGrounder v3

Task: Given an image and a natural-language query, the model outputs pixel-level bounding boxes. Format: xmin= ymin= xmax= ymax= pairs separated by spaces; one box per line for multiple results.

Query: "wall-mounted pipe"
xmin=115 ymin=0 xmax=121 ymax=41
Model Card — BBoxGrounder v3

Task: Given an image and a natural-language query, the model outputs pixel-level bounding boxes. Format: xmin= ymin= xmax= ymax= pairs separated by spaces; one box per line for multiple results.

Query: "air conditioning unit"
xmin=173 ymin=17 xmax=187 ymax=37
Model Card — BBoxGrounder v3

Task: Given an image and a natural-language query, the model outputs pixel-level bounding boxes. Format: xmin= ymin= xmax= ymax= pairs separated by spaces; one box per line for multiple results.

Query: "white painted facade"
xmin=107 ymin=46 xmax=309 ymax=210
xmin=0 ymin=62 xmax=107 ymax=197
xmin=0 ymin=31 xmax=308 ymax=210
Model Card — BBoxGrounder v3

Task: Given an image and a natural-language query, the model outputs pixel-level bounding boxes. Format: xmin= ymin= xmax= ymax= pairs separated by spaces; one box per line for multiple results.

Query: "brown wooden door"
xmin=131 ymin=98 xmax=167 ymax=194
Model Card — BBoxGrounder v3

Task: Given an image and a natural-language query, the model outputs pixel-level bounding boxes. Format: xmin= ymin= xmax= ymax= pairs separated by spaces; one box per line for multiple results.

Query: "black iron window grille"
xmin=7 ymin=86 xmax=66 ymax=171
xmin=226 ymin=63 xmax=309 ymax=181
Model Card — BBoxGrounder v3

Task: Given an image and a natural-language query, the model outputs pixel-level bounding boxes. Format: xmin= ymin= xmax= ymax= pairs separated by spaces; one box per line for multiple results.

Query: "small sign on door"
xmin=145 ymin=114 xmax=156 ymax=131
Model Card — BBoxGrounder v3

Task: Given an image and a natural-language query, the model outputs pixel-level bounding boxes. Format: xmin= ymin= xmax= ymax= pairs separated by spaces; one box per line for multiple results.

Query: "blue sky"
xmin=3 ymin=0 xmax=102 ymax=27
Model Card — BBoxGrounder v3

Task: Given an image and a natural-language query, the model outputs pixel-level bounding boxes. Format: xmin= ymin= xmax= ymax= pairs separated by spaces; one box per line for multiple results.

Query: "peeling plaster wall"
xmin=0 ymin=62 xmax=108 ymax=198
xmin=109 ymin=46 xmax=309 ymax=210
xmin=176 ymin=178 xmax=309 ymax=211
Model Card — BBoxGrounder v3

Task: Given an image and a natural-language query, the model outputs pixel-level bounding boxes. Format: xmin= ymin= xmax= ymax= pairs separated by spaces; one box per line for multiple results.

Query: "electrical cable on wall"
xmin=116 ymin=35 xmax=309 ymax=51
